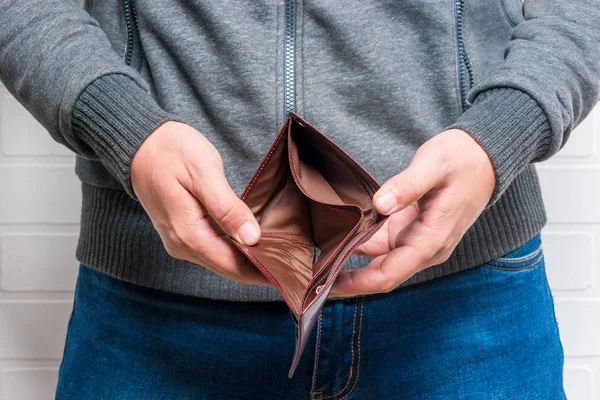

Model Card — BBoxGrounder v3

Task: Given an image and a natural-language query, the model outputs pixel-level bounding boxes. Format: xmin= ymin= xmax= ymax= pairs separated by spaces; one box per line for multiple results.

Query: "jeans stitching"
xmin=311 ymin=313 xmax=324 ymax=399
xmin=483 ymin=256 xmax=543 ymax=271
xmin=319 ymin=299 xmax=358 ymax=400
xmin=494 ymin=247 xmax=542 ymax=263
xmin=338 ymin=297 xmax=364 ymax=400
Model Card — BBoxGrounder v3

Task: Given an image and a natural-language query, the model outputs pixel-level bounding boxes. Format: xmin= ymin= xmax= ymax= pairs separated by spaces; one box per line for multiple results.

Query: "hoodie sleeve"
xmin=448 ymin=0 xmax=600 ymax=205
xmin=0 ymin=0 xmax=174 ymax=198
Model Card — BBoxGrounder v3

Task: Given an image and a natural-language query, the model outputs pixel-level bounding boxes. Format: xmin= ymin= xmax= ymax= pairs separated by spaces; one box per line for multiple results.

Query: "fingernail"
xmin=237 ymin=221 xmax=260 ymax=245
xmin=376 ymin=191 xmax=397 ymax=213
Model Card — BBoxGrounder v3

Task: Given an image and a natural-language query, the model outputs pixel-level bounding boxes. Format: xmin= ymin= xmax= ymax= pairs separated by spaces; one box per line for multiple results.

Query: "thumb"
xmin=186 ymin=163 xmax=261 ymax=246
xmin=373 ymin=153 xmax=442 ymax=215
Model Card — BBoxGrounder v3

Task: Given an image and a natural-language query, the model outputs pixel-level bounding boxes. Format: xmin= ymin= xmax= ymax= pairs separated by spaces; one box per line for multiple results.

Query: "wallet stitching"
xmin=244 ymin=119 xmax=373 ymax=308
xmin=242 ymin=131 xmax=285 ymax=201
xmin=259 ymin=232 xmax=314 ymax=248
xmin=256 ymin=244 xmax=312 ymax=271
xmin=261 ymin=232 xmax=307 ymax=236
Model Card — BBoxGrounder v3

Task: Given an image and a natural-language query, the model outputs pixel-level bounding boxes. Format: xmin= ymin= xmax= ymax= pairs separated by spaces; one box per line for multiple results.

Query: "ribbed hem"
xmin=76 ymin=164 xmax=547 ymax=301
xmin=448 ymin=88 xmax=552 ymax=206
xmin=71 ymin=74 xmax=175 ymax=199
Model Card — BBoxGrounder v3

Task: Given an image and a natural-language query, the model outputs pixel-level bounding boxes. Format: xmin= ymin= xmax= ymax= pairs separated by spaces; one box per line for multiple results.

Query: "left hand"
xmin=331 ymin=129 xmax=496 ymax=297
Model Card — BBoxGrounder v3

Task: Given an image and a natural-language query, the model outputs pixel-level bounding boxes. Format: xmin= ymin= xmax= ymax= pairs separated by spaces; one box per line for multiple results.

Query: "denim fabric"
xmin=55 ymin=233 xmax=565 ymax=399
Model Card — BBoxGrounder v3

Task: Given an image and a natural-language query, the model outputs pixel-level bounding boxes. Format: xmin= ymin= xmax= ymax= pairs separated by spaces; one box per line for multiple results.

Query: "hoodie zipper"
xmin=284 ymin=0 xmax=297 ymax=116
xmin=455 ymin=0 xmax=475 ymax=110
xmin=123 ymin=0 xmax=144 ymax=68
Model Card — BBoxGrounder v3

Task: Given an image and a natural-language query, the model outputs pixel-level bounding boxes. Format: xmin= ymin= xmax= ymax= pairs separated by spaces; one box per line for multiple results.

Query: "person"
xmin=1 ymin=0 xmax=598 ymax=398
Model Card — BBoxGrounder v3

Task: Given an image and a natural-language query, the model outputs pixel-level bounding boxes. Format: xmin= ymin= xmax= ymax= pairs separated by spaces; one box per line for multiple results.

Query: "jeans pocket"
xmin=483 ymin=233 xmax=544 ymax=271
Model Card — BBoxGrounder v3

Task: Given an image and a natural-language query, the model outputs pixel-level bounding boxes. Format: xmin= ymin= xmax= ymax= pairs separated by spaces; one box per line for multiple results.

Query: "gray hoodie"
xmin=1 ymin=0 xmax=599 ymax=301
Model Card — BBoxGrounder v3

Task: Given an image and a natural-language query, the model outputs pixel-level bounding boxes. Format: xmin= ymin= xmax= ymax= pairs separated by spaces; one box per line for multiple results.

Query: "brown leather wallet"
xmin=232 ymin=112 xmax=388 ymax=377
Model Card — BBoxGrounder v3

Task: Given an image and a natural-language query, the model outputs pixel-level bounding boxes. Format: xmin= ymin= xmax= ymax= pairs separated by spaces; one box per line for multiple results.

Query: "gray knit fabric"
xmin=1 ymin=0 xmax=599 ymax=301
xmin=450 ymin=88 xmax=552 ymax=205
xmin=72 ymin=74 xmax=174 ymax=198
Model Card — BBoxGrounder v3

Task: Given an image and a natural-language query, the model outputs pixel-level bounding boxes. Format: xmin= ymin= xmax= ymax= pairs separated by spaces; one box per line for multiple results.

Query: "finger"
xmin=373 ymin=153 xmax=444 ymax=215
xmin=353 ymin=218 xmax=391 ymax=256
xmin=184 ymin=162 xmax=261 ymax=246
xmin=332 ymin=245 xmax=428 ymax=297
xmin=354 ymin=203 xmax=421 ymax=257
xmin=178 ymin=217 xmax=269 ymax=285
xmin=156 ymin=185 xmax=269 ymax=285
xmin=184 ymin=243 xmax=270 ymax=286
xmin=173 ymin=225 xmax=270 ymax=286
xmin=187 ymin=218 xmax=270 ymax=285
xmin=189 ymin=227 xmax=269 ymax=284
xmin=332 ymin=220 xmax=443 ymax=296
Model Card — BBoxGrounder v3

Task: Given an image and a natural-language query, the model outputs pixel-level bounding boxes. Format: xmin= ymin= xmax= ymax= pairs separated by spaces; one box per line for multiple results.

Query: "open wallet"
xmin=231 ymin=112 xmax=388 ymax=377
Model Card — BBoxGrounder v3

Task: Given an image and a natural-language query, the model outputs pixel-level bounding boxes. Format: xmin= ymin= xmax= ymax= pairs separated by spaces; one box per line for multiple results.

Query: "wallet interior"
xmin=237 ymin=114 xmax=382 ymax=316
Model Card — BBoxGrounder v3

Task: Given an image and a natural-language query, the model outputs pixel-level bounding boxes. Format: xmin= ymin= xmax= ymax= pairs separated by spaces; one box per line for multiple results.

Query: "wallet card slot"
xmin=289 ymin=115 xmax=379 ymax=205
xmin=301 ymin=215 xmax=386 ymax=310
xmin=247 ymin=236 xmax=314 ymax=313
xmin=306 ymin=199 xmax=362 ymax=276
xmin=288 ymin=119 xmax=376 ymax=216
xmin=287 ymin=134 xmax=352 ymax=208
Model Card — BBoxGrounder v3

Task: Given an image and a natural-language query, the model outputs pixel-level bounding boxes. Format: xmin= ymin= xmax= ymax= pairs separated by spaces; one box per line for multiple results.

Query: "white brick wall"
xmin=0 ymin=85 xmax=79 ymax=400
xmin=1 ymin=84 xmax=599 ymax=398
xmin=540 ymin=107 xmax=600 ymax=399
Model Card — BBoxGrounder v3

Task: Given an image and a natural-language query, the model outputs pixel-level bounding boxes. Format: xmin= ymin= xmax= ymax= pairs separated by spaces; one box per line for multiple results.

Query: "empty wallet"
xmin=232 ymin=112 xmax=388 ymax=377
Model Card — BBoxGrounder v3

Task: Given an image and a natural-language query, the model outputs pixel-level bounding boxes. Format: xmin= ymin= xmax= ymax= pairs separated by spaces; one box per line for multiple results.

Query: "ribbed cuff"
xmin=448 ymin=88 xmax=552 ymax=206
xmin=71 ymin=74 xmax=175 ymax=199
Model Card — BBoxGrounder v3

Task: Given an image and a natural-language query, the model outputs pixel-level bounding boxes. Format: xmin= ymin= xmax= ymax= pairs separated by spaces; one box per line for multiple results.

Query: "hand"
xmin=331 ymin=129 xmax=495 ymax=296
xmin=131 ymin=121 xmax=268 ymax=285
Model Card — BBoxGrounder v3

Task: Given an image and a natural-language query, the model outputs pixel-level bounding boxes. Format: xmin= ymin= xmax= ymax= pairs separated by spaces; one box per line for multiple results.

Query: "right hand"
xmin=131 ymin=121 xmax=268 ymax=285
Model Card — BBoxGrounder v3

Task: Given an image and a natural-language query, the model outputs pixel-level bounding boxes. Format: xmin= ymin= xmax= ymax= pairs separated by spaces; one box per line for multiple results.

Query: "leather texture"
xmin=233 ymin=113 xmax=388 ymax=377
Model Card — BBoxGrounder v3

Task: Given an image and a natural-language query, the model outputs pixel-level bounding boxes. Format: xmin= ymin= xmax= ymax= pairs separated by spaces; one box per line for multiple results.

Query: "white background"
xmin=0 ymin=82 xmax=599 ymax=399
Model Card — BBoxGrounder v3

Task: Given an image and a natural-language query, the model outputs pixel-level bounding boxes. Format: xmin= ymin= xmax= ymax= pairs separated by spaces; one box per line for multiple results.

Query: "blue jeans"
xmin=55 ymin=233 xmax=565 ymax=399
